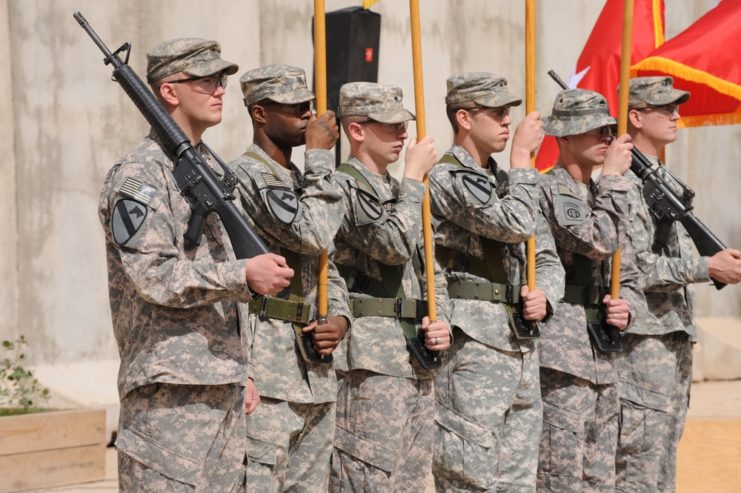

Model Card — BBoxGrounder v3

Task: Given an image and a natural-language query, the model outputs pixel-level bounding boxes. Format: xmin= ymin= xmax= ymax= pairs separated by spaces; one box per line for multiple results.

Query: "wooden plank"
xmin=0 ymin=444 xmax=105 ymax=492
xmin=0 ymin=408 xmax=105 ymax=455
xmin=677 ymin=417 xmax=741 ymax=493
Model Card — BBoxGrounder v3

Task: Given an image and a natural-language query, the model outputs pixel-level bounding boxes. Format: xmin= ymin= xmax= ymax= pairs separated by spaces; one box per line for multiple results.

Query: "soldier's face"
xmin=568 ymin=128 xmax=613 ymax=166
xmin=359 ymin=121 xmax=409 ymax=165
xmin=165 ymin=72 xmax=226 ymax=129
xmin=468 ymin=106 xmax=512 ymax=153
xmin=262 ymin=101 xmax=313 ymax=147
xmin=633 ymin=103 xmax=680 ymax=146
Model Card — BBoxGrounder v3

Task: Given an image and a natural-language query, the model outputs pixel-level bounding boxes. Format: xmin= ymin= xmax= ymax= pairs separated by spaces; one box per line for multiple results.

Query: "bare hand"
xmin=708 ymin=248 xmax=741 ymax=284
xmin=510 ymin=111 xmax=544 ymax=169
xmin=421 ymin=316 xmax=451 ymax=351
xmin=603 ymin=294 xmax=630 ymax=330
xmin=404 ymin=136 xmax=437 ymax=182
xmin=244 ymin=378 xmax=260 ymax=415
xmin=305 ymin=111 xmax=339 ymax=150
xmin=520 ymin=285 xmax=547 ymax=321
xmin=602 ymin=133 xmax=633 ymax=176
xmin=302 ymin=315 xmax=348 ymax=356
xmin=245 ymin=253 xmax=293 ymax=296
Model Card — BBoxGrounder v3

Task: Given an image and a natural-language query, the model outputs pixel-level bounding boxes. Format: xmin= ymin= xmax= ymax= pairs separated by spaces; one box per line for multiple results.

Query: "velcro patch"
xmin=553 ymin=194 xmax=586 ymax=226
xmin=111 ymin=199 xmax=148 ymax=245
xmin=119 ymin=177 xmax=156 ymax=205
xmin=457 ymin=171 xmax=493 ymax=205
xmin=353 ymin=188 xmax=384 ymax=226
xmin=262 ymin=187 xmax=299 ymax=224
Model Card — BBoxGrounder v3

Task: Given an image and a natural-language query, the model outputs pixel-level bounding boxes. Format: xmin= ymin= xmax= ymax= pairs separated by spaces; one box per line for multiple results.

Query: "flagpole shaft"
xmin=314 ymin=0 xmax=329 ymax=320
xmin=525 ymin=0 xmax=536 ymax=292
xmin=611 ymin=0 xmax=634 ymax=300
xmin=409 ymin=0 xmax=437 ymax=322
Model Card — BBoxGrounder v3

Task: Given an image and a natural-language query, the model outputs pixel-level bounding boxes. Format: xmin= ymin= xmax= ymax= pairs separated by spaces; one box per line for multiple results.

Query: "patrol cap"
xmin=240 ymin=64 xmax=314 ymax=106
xmin=628 ymin=76 xmax=690 ymax=109
xmin=146 ymin=38 xmax=238 ymax=84
xmin=543 ymin=89 xmax=617 ymax=137
xmin=445 ymin=72 xmax=522 ymax=108
xmin=339 ymin=82 xmax=415 ymax=124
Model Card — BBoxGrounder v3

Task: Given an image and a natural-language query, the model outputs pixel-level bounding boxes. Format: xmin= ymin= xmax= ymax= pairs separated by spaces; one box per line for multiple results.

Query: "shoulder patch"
xmin=119 ymin=177 xmax=156 ymax=205
xmin=353 ymin=187 xmax=384 ymax=226
xmin=261 ymin=187 xmax=299 ymax=224
xmin=553 ymin=194 xmax=586 ymax=226
xmin=455 ymin=170 xmax=493 ymax=205
xmin=111 ymin=199 xmax=148 ymax=245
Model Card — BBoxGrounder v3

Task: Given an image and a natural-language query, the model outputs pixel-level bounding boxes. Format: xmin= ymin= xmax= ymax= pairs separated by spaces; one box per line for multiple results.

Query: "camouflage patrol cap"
xmin=146 ymin=38 xmax=238 ymax=83
xmin=628 ymin=76 xmax=690 ymax=109
xmin=339 ymin=82 xmax=415 ymax=124
xmin=445 ymin=72 xmax=522 ymax=108
xmin=543 ymin=89 xmax=617 ymax=137
xmin=240 ymin=64 xmax=314 ymax=106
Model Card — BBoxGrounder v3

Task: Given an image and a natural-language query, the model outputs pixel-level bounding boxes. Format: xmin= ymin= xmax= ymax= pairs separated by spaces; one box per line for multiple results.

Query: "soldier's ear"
xmin=628 ymin=109 xmax=643 ymax=129
xmin=456 ymin=108 xmax=472 ymax=132
xmin=251 ymin=104 xmax=268 ymax=125
xmin=158 ymin=81 xmax=180 ymax=107
xmin=346 ymin=121 xmax=365 ymax=143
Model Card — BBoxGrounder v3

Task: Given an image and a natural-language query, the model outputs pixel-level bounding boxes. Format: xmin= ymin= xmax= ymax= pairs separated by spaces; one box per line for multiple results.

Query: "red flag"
xmin=631 ymin=0 xmax=741 ymax=128
xmin=535 ymin=0 xmax=665 ymax=172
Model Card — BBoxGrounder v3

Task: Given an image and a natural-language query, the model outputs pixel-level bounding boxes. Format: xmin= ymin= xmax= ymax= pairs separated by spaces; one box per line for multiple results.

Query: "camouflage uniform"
xmin=328 ymin=82 xmax=451 ymax=493
xmin=616 ymin=77 xmax=702 ymax=493
xmin=429 ymin=73 xmax=565 ymax=493
xmin=228 ymin=64 xmax=351 ymax=493
xmin=99 ymin=39 xmax=248 ymax=492
xmin=535 ymin=90 xmax=645 ymax=493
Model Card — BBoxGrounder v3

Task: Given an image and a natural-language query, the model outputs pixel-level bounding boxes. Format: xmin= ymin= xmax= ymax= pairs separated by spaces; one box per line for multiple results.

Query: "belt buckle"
xmin=394 ymin=298 xmax=403 ymax=319
xmin=415 ymin=299 xmax=427 ymax=321
xmin=258 ymin=296 xmax=269 ymax=318
xmin=294 ymin=301 xmax=305 ymax=323
xmin=506 ymin=284 xmax=515 ymax=304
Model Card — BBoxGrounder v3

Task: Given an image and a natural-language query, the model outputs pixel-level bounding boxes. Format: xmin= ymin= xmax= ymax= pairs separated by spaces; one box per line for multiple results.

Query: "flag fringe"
xmin=678 ymin=111 xmax=741 ymax=128
xmin=632 ymin=56 xmax=741 ymax=100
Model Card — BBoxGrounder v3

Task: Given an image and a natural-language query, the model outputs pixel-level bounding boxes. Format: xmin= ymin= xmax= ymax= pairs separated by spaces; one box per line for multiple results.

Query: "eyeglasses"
xmin=467 ymin=105 xmax=511 ymax=120
xmin=637 ymin=103 xmax=679 ymax=117
xmin=583 ymin=125 xmax=616 ymax=139
xmin=167 ymin=73 xmax=228 ymax=94
xmin=262 ymin=101 xmax=313 ymax=117
xmin=357 ymin=120 xmax=408 ymax=133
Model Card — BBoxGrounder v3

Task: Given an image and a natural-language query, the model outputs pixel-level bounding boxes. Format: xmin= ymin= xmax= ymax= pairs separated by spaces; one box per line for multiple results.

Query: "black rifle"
xmin=547 ymin=70 xmax=727 ymax=291
xmin=76 ymin=13 xmax=335 ymax=363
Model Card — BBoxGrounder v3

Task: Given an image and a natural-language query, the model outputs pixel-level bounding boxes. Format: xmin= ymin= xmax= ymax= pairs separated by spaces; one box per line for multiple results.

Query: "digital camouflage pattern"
xmin=228 ymin=141 xmax=349 ymax=492
xmin=117 ymin=383 xmax=245 ymax=492
xmin=627 ymin=76 xmax=690 ymax=108
xmin=428 ymin=145 xmax=564 ymax=491
xmin=543 ymin=89 xmax=617 ymax=137
xmin=538 ymin=369 xmax=618 ymax=493
xmin=329 ymin=149 xmax=450 ymax=491
xmin=99 ymin=135 xmax=251 ymax=487
xmin=146 ymin=38 xmax=238 ymax=83
xmin=445 ymin=72 xmax=522 ymax=108
xmin=537 ymin=165 xmax=646 ymax=492
xmin=330 ymin=370 xmax=434 ymax=493
xmin=245 ymin=397 xmax=336 ymax=493
xmin=240 ymin=64 xmax=314 ymax=106
xmin=338 ymin=82 xmax=415 ymax=123
xmin=616 ymin=149 xmax=704 ymax=492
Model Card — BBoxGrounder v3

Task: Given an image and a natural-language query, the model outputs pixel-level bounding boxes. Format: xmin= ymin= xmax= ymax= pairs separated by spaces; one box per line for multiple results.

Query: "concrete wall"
xmin=1 ymin=0 xmax=739 ymax=367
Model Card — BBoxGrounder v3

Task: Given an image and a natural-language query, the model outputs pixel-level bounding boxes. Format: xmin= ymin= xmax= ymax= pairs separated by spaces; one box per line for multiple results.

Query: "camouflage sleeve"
xmin=539 ymin=174 xmax=630 ymax=261
xmin=429 ymin=165 xmax=539 ymax=243
xmin=533 ymin=208 xmax=565 ymax=308
xmin=327 ymin=250 xmax=352 ymax=323
xmin=626 ymin=184 xmax=709 ymax=291
xmin=229 ymin=151 xmax=342 ymax=255
xmin=616 ymin=238 xmax=648 ymax=326
xmin=337 ymin=175 xmax=425 ymax=265
xmin=432 ymin=255 xmax=452 ymax=325
xmin=104 ymin=161 xmax=251 ymax=308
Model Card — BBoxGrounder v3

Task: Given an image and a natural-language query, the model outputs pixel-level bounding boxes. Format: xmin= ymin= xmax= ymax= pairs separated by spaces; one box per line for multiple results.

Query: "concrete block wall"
xmin=0 ymin=0 xmax=738 ymax=380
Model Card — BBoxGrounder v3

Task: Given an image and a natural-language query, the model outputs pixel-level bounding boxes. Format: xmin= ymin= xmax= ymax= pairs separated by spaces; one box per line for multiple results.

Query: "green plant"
xmin=0 ymin=336 xmax=50 ymax=415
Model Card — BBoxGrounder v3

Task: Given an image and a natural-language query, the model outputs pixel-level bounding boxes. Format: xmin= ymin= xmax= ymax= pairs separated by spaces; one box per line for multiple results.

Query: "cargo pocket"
xmin=538 ymin=401 xmax=583 ymax=480
xmin=434 ymin=405 xmax=497 ymax=489
xmin=333 ymin=425 xmax=396 ymax=474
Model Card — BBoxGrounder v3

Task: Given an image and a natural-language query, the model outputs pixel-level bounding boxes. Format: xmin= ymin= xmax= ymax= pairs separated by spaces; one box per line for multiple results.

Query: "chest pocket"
xmin=553 ymin=184 xmax=586 ymax=227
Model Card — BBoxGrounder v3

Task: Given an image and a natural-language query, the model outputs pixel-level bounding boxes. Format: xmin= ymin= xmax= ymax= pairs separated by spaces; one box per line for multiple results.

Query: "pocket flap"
xmin=435 ymin=405 xmax=494 ymax=448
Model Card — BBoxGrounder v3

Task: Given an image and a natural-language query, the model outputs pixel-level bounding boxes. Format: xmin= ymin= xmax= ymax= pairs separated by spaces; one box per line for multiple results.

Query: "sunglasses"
xmin=167 ymin=73 xmax=228 ymax=94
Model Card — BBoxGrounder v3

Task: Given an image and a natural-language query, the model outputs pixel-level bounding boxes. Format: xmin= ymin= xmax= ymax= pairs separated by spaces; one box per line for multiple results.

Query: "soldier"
xmin=227 ymin=64 xmax=351 ymax=492
xmin=429 ymin=72 xmax=564 ymax=492
xmin=98 ymin=39 xmax=293 ymax=491
xmin=535 ymin=89 xmax=644 ymax=492
xmin=328 ymin=82 xmax=452 ymax=492
xmin=616 ymin=77 xmax=741 ymax=492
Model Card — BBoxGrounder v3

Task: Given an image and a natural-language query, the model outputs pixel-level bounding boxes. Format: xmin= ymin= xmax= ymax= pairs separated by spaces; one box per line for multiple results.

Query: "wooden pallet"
xmin=677 ymin=417 xmax=741 ymax=493
xmin=0 ymin=408 xmax=106 ymax=492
